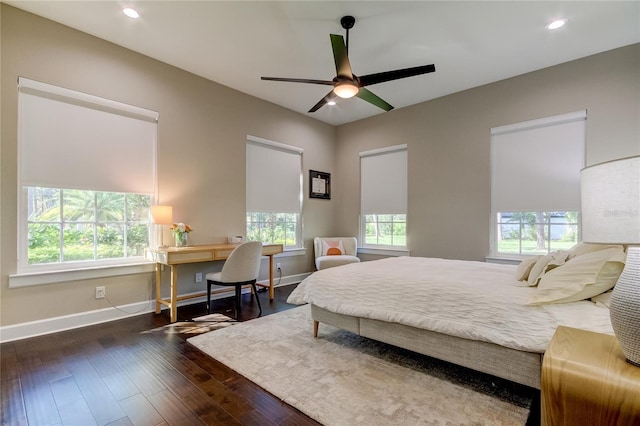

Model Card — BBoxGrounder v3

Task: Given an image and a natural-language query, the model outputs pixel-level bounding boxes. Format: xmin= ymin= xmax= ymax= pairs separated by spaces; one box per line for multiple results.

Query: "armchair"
xmin=313 ymin=237 xmax=361 ymax=270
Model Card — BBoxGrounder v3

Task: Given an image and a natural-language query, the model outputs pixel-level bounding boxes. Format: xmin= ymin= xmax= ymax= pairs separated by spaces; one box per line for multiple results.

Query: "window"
xmin=360 ymin=145 xmax=407 ymax=249
xmin=496 ymin=211 xmax=578 ymax=255
xmin=246 ymin=136 xmax=303 ymax=249
xmin=491 ymin=111 xmax=585 ymax=257
xmin=27 ymin=188 xmax=150 ymax=265
xmin=17 ymin=78 xmax=158 ymax=273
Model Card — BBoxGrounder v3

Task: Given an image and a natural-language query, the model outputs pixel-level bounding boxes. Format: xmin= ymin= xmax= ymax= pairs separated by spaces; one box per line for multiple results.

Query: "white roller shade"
xmin=246 ymin=136 xmax=303 ymax=213
xmin=491 ymin=111 xmax=585 ymax=212
xmin=360 ymin=145 xmax=407 ymax=215
xmin=18 ymin=77 xmax=158 ymax=194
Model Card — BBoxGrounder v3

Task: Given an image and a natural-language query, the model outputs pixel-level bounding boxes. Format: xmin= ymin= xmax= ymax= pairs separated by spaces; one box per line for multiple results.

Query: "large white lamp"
xmin=150 ymin=205 xmax=173 ymax=248
xmin=581 ymin=155 xmax=640 ymax=366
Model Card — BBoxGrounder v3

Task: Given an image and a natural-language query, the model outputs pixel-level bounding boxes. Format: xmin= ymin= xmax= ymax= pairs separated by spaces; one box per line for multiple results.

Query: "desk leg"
xmin=170 ymin=264 xmax=178 ymax=323
xmin=155 ymin=262 xmax=162 ymax=314
xmin=268 ymin=254 xmax=275 ymax=301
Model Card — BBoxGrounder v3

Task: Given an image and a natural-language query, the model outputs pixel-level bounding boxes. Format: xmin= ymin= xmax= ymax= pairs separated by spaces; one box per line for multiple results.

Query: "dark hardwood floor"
xmin=1 ymin=284 xmax=320 ymax=426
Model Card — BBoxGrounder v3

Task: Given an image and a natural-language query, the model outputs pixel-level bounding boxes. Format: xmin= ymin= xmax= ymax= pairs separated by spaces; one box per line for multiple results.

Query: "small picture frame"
xmin=309 ymin=170 xmax=331 ymax=200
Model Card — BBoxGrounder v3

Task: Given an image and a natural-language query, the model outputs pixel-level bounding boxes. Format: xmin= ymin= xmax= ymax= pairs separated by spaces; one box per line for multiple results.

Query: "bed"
xmin=287 ymin=245 xmax=625 ymax=389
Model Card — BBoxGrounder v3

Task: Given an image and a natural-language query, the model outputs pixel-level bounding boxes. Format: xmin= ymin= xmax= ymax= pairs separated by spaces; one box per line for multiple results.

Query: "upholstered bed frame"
xmin=311 ymin=304 xmax=542 ymax=389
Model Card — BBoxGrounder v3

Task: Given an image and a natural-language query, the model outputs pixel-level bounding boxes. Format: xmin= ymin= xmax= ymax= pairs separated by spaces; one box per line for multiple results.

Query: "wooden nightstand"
xmin=541 ymin=326 xmax=640 ymax=425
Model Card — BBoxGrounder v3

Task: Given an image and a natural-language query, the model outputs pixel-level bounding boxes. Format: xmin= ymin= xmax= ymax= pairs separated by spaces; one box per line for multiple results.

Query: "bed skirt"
xmin=311 ymin=304 xmax=542 ymax=389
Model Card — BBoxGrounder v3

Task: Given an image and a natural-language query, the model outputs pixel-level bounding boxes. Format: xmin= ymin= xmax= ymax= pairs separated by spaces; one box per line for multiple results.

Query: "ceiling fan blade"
xmin=356 ymin=88 xmax=394 ymax=111
xmin=261 ymin=77 xmax=334 ymax=86
xmin=308 ymin=90 xmax=337 ymax=113
xmin=330 ymin=34 xmax=354 ymax=80
xmin=358 ymin=64 xmax=436 ymax=87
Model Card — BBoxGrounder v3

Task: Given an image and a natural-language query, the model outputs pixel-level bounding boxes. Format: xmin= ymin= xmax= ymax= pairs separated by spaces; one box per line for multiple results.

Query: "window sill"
xmin=358 ymin=247 xmax=410 ymax=257
xmin=9 ymin=262 xmax=156 ymax=288
xmin=278 ymin=247 xmax=306 ymax=257
xmin=485 ymin=256 xmax=522 ymax=265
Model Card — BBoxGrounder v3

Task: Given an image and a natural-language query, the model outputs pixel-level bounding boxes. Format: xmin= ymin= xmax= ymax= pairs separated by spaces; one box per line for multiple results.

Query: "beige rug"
xmin=188 ymin=305 xmax=533 ymax=425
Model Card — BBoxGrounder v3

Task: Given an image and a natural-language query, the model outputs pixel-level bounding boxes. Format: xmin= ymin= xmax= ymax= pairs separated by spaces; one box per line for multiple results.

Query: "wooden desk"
xmin=541 ymin=326 xmax=640 ymax=425
xmin=147 ymin=243 xmax=283 ymax=322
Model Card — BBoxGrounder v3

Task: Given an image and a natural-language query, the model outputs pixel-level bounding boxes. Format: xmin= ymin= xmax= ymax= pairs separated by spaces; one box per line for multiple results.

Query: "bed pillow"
xmin=322 ymin=240 xmax=345 ymax=256
xmin=515 ymin=256 xmax=540 ymax=281
xmin=591 ymin=290 xmax=612 ymax=308
xmin=527 ymin=251 xmax=569 ymax=286
xmin=527 ymin=247 xmax=626 ymax=305
xmin=566 ymin=242 xmax=624 ymax=260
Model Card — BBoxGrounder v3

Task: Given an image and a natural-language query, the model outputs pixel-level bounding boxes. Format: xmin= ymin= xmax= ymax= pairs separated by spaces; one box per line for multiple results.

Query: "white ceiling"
xmin=6 ymin=1 xmax=639 ymax=126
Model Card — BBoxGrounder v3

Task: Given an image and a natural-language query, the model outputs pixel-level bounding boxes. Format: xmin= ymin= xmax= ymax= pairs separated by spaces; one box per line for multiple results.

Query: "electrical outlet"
xmin=95 ymin=286 xmax=105 ymax=299
xmin=276 ymin=263 xmax=282 ymax=270
xmin=195 ymin=272 xmax=203 ymax=283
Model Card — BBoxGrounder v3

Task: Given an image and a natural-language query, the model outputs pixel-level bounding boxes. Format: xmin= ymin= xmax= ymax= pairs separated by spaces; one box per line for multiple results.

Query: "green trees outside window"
xmin=246 ymin=212 xmax=298 ymax=247
xmin=496 ymin=211 xmax=578 ymax=255
xmin=27 ymin=187 xmax=150 ymax=265
xmin=364 ymin=214 xmax=406 ymax=247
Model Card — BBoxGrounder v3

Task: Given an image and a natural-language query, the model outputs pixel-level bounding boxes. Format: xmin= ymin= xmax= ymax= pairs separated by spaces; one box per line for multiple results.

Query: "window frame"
xmin=16 ymin=78 xmax=159 ymax=276
xmin=490 ymin=110 xmax=586 ymax=258
xmin=493 ymin=211 xmax=579 ymax=257
xmin=23 ymin=187 xmax=152 ymax=272
xmin=245 ymin=135 xmax=303 ymax=250
xmin=359 ymin=145 xmax=408 ymax=251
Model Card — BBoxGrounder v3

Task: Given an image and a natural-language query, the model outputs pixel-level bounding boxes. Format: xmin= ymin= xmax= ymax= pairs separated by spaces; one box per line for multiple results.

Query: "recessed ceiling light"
xmin=328 ymin=101 xmax=336 ymax=106
xmin=547 ymin=19 xmax=567 ymax=30
xmin=123 ymin=8 xmax=140 ymax=19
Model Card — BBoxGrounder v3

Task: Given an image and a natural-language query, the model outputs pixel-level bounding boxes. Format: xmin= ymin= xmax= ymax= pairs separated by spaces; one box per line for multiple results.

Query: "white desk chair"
xmin=205 ymin=241 xmax=263 ymax=318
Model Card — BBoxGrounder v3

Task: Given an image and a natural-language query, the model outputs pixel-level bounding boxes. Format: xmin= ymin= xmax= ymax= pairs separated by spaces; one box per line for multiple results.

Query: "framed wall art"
xmin=309 ymin=170 xmax=331 ymax=200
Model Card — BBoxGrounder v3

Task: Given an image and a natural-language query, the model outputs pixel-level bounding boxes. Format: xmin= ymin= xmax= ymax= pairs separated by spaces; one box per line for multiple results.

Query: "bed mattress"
xmin=287 ymin=256 xmax=614 ymax=353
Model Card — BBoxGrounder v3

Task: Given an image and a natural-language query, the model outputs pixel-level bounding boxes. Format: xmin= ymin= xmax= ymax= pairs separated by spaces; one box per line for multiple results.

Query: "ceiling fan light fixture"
xmin=333 ymin=82 xmax=359 ymax=99
xmin=122 ymin=7 xmax=140 ymax=19
xmin=547 ymin=18 xmax=567 ymax=30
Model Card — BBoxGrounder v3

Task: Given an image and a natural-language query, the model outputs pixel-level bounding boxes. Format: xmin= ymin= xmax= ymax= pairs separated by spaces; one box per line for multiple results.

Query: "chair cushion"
xmin=315 ymin=255 xmax=360 ymax=270
xmin=322 ymin=240 xmax=345 ymax=256
xmin=206 ymin=271 xmax=222 ymax=282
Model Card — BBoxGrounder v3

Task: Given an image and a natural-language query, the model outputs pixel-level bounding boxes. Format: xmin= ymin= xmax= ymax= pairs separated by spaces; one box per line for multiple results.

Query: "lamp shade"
xmin=580 ymin=156 xmax=640 ymax=244
xmin=150 ymin=205 xmax=173 ymax=225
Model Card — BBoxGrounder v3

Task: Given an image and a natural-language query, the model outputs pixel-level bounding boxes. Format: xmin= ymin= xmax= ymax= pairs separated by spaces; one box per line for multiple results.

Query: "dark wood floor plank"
xmin=48 ymin=375 xmax=83 ymax=408
xmin=67 ymin=355 xmax=126 ymax=426
xmin=1 ymin=343 xmax=19 ymax=382
xmin=101 ymin=370 xmax=141 ymax=401
xmin=147 ymin=389 xmax=206 ymax=426
xmin=118 ymin=393 xmax=165 ymax=426
xmin=56 ymin=397 xmax=98 ymax=426
xmin=18 ymin=357 xmax=61 ymax=426
xmin=1 ymin=377 xmax=28 ymax=426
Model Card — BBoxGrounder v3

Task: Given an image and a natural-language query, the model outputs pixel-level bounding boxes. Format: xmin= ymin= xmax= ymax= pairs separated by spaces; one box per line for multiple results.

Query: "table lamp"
xmin=581 ymin=155 xmax=640 ymax=366
xmin=150 ymin=205 xmax=173 ymax=248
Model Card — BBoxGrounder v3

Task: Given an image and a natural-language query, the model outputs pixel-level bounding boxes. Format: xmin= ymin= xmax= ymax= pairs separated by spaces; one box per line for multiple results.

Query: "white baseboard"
xmin=0 ymin=272 xmax=310 ymax=343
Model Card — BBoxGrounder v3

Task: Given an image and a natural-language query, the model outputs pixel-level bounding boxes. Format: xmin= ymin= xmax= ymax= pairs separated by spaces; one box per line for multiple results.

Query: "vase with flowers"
xmin=170 ymin=223 xmax=192 ymax=247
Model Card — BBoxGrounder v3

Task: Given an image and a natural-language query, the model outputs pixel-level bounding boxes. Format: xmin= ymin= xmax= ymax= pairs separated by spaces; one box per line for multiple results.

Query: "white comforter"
xmin=287 ymin=256 xmax=614 ymax=353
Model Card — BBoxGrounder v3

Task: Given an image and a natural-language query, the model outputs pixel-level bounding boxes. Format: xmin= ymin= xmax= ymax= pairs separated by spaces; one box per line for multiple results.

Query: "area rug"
xmin=188 ymin=305 xmax=533 ymax=425
xmin=142 ymin=313 xmax=236 ymax=335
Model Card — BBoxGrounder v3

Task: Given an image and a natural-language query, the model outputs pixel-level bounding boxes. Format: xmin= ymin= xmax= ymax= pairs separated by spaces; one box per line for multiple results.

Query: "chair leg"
xmin=207 ymin=281 xmax=212 ymax=314
xmin=251 ymin=281 xmax=262 ymax=316
xmin=234 ymin=285 xmax=242 ymax=317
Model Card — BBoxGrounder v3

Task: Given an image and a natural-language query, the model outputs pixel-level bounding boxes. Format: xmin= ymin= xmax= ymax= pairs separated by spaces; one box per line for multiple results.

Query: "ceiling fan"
xmin=261 ymin=15 xmax=436 ymax=113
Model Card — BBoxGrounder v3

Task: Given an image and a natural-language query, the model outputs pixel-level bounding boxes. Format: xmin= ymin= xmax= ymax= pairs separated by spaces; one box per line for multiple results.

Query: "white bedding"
xmin=287 ymin=256 xmax=614 ymax=353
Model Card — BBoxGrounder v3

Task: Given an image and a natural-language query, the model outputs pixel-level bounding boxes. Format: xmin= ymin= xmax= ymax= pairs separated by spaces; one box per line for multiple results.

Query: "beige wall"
xmin=1 ymin=5 xmax=336 ymax=326
xmin=335 ymin=43 xmax=640 ymax=261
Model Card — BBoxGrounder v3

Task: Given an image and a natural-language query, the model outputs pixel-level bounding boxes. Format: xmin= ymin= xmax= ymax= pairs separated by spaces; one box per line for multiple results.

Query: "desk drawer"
xmin=213 ymin=249 xmax=234 ymax=259
xmin=168 ymin=251 xmax=215 ymax=264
